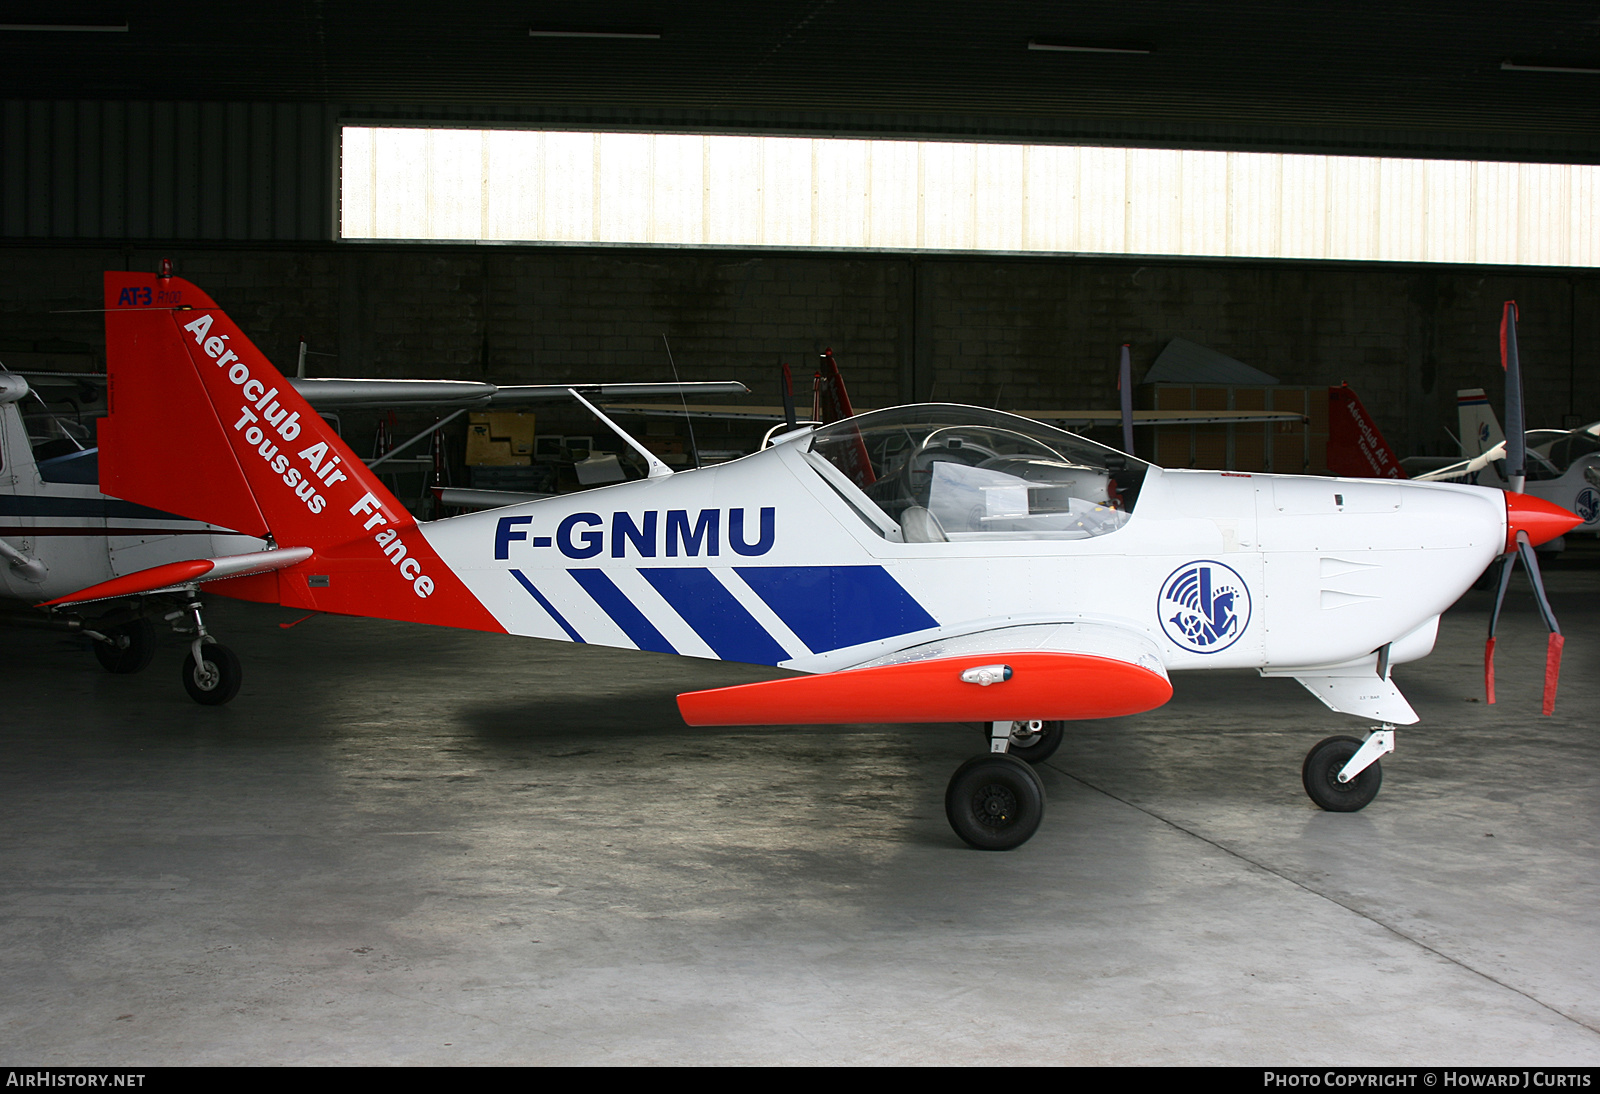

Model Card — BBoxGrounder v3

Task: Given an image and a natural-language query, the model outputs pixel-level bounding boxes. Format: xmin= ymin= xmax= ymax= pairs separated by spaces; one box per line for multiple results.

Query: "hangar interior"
xmin=2 ymin=2 xmax=1599 ymax=1065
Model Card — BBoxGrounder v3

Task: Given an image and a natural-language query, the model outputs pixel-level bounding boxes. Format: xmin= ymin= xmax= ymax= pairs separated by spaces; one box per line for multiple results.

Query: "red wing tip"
xmin=678 ymin=651 xmax=1172 ymax=727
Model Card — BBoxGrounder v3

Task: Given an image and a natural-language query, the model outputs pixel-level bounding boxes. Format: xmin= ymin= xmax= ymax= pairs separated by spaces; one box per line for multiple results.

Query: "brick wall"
xmin=1 ymin=241 xmax=1594 ymax=463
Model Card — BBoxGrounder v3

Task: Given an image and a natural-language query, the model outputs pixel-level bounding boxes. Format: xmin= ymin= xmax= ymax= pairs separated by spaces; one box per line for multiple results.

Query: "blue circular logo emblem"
xmin=1159 ymin=561 xmax=1252 ymax=653
xmin=1575 ymin=487 xmax=1599 ymax=525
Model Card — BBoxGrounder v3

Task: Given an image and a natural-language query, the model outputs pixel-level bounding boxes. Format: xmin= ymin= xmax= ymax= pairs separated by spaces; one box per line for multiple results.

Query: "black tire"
xmin=1301 ymin=735 xmax=1382 ymax=812
xmin=986 ymin=719 xmax=1065 ymax=764
xmin=92 ymin=618 xmax=156 ymax=675
xmin=181 ymin=643 xmax=242 ymax=706
xmin=945 ymin=754 xmax=1047 ymax=851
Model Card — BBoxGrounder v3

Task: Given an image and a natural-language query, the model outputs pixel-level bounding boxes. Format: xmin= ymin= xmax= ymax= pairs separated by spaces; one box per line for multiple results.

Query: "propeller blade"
xmin=1484 ymin=299 xmax=1574 ymax=713
xmin=1515 ymin=535 xmax=1565 ymax=715
xmin=1486 ymin=300 xmax=1575 ymax=713
xmin=1485 ymin=548 xmax=1517 ymax=704
xmin=1502 ymin=302 xmax=1526 ymax=492
xmin=1486 ymin=529 xmax=1571 ymax=714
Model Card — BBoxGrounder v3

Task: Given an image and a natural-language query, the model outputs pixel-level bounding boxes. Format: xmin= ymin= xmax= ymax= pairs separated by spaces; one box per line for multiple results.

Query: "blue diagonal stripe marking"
xmin=639 ymin=568 xmax=790 ymax=666
xmin=509 ymin=569 xmax=585 ymax=643
xmin=568 ymin=569 xmax=678 ymax=655
xmin=735 ymin=565 xmax=938 ymax=653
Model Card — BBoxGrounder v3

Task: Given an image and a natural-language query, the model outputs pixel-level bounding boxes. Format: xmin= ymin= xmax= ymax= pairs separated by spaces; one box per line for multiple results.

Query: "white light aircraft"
xmin=50 ymin=271 xmax=1581 ymax=850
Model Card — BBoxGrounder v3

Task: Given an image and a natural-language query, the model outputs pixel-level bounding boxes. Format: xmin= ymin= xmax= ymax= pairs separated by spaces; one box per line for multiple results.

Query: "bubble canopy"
xmin=804 ymin=404 xmax=1151 ymax=542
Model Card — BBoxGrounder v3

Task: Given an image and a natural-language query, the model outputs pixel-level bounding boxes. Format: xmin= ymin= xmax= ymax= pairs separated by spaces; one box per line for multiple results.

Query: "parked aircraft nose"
xmin=1505 ymin=492 xmax=1583 ymax=550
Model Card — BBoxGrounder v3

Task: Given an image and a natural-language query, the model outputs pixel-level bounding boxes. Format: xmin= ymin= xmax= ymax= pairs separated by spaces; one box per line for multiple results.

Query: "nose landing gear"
xmin=1302 ymin=727 xmax=1393 ymax=812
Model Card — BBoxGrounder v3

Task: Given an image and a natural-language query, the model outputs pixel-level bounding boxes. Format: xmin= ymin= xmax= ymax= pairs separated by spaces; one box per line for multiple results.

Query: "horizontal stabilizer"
xmin=677 ymin=650 xmax=1173 ymax=726
xmin=41 ymin=547 xmax=313 ymax=607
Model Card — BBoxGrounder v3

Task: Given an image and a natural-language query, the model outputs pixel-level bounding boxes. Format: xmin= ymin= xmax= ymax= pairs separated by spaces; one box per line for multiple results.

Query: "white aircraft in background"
xmin=1420 ymin=386 xmax=1600 ymax=535
xmin=47 ymin=271 xmax=1580 ymax=850
xmin=1 ymin=368 xmax=264 ymax=690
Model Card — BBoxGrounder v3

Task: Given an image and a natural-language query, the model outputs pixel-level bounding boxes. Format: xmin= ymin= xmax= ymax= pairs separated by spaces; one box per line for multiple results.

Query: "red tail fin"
xmin=812 ymin=349 xmax=857 ymax=425
xmin=810 ymin=349 xmax=875 ymax=488
xmin=1326 ymin=383 xmax=1406 ymax=479
xmin=99 ymin=271 xmax=502 ymax=632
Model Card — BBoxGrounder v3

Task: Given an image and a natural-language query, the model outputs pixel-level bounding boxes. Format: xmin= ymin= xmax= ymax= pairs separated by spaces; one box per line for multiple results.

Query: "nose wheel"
xmin=1302 ymin=733 xmax=1387 ymax=812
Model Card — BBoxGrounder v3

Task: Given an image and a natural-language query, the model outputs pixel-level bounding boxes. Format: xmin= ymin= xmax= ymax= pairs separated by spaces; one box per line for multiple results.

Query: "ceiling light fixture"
xmin=0 ymin=23 xmax=128 ymax=32
xmin=1501 ymin=60 xmax=1600 ymax=74
xmin=1028 ymin=39 xmax=1150 ymax=55
xmin=529 ymin=28 xmax=660 ymax=40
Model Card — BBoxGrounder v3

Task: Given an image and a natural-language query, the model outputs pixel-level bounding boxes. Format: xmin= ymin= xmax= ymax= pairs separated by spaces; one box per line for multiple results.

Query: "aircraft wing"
xmin=602 ymin=403 xmax=1309 ymax=426
xmin=1029 ymin=408 xmax=1307 ymax=427
xmin=1413 ymin=441 xmax=1506 ymax=483
xmin=601 ymin=401 xmax=796 ymax=421
xmin=677 ymin=621 xmax=1171 ymax=726
xmin=290 ymin=378 xmax=497 ymax=409
xmin=487 ymin=381 xmax=750 ymax=404
xmin=289 ymin=378 xmax=750 ymax=410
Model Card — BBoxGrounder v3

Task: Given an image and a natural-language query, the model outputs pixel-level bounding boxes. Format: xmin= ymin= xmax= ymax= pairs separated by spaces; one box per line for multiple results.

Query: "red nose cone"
xmin=1505 ymin=491 xmax=1583 ymax=550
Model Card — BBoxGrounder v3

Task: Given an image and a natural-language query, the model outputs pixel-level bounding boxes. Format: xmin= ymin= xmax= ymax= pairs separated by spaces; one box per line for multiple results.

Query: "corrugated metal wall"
xmin=341 ymin=127 xmax=1600 ymax=268
xmin=1 ymin=101 xmax=333 ymax=241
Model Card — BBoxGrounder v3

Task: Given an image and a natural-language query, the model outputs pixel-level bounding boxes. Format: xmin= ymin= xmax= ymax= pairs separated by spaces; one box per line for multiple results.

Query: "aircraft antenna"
xmin=1119 ymin=343 xmax=1135 ymax=456
xmin=661 ymin=333 xmax=701 ymax=469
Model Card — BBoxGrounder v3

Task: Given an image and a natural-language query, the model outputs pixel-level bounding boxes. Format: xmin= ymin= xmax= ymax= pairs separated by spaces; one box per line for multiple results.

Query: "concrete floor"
xmin=2 ymin=557 xmax=1599 ymax=1065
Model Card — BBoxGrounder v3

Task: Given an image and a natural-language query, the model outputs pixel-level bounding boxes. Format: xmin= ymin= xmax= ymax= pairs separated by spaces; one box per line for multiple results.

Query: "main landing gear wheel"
xmin=987 ymin=719 xmax=1065 ymax=764
xmin=945 ymin=754 xmax=1046 ymax=851
xmin=92 ymin=618 xmax=156 ymax=674
xmin=182 ymin=643 xmax=242 ymax=706
xmin=1302 ymin=735 xmax=1382 ymax=812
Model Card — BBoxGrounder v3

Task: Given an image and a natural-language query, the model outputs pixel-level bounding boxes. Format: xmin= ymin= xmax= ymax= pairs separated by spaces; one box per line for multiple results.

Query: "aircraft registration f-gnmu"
xmin=61 ymin=270 xmax=1582 ymax=850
